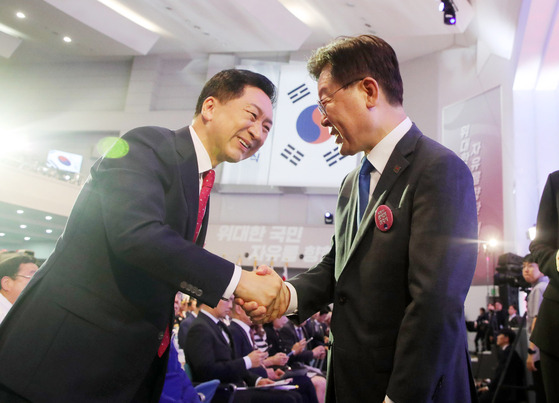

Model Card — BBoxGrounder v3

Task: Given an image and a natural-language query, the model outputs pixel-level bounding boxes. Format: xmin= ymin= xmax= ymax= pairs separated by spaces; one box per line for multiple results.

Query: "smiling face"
xmin=201 ymin=85 xmax=273 ymax=166
xmin=316 ymin=66 xmax=373 ymax=156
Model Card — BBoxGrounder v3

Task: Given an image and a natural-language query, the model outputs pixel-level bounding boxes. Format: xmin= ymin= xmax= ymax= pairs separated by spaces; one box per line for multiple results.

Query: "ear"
xmin=200 ymin=96 xmax=217 ymax=121
xmin=1 ymin=276 xmax=12 ymax=292
xmin=362 ymin=77 xmax=380 ymax=108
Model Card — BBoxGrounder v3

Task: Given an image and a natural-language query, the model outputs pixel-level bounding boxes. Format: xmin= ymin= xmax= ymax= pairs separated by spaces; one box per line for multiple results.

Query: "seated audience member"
xmin=265 ymin=317 xmax=326 ymax=403
xmin=251 ymin=324 xmax=269 ymax=352
xmin=161 ymin=293 xmax=218 ymax=403
xmin=184 ymin=297 xmax=303 ymax=403
xmin=507 ymin=305 xmax=519 ymax=328
xmin=303 ymin=312 xmax=327 ymax=351
xmin=478 ymin=329 xmax=526 ymax=403
xmin=0 ymin=252 xmax=38 ymax=324
xmin=178 ymin=298 xmax=200 ymax=352
xmin=279 ymin=317 xmax=326 ymax=368
xmin=228 ymin=301 xmax=319 ymax=403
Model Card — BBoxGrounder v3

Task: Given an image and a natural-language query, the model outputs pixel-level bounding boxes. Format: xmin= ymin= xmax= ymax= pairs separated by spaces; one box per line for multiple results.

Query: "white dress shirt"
xmin=189 ymin=126 xmax=241 ymax=299
xmin=0 ymin=293 xmax=13 ymax=325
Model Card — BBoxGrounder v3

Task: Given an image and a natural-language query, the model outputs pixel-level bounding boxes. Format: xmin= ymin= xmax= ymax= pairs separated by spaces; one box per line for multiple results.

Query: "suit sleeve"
xmin=289 ymin=232 xmax=337 ymax=322
xmin=91 ymin=127 xmax=233 ymax=306
xmin=387 ymin=152 xmax=478 ymax=401
xmin=530 ymin=172 xmax=559 ymax=282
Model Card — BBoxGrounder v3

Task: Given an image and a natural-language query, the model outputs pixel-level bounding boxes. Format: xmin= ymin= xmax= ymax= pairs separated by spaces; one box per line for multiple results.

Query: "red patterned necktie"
xmin=194 ymin=169 xmax=215 ymax=242
xmin=158 ymin=169 xmax=215 ymax=358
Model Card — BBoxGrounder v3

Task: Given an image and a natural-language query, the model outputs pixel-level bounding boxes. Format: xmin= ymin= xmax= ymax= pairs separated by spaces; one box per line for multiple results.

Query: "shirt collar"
xmin=366 ymin=117 xmax=412 ymax=173
xmin=0 ymin=292 xmax=12 ymax=309
xmin=232 ymin=318 xmax=251 ymax=334
xmin=201 ymin=309 xmax=219 ymax=324
xmin=189 ymin=125 xmax=213 ymax=175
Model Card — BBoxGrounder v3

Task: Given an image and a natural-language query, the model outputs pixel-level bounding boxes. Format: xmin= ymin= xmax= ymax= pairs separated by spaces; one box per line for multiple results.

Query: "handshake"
xmin=234 ymin=265 xmax=291 ymax=324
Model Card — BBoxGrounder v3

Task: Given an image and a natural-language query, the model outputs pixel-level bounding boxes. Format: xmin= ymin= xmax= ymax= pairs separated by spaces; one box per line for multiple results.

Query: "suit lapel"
xmin=201 ymin=312 xmax=231 ymax=350
xmin=336 ymin=126 xmax=422 ymax=279
xmin=174 ymin=126 xmax=201 ymax=242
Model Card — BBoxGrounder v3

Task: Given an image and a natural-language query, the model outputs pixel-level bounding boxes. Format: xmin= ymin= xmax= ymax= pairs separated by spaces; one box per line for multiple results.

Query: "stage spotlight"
xmin=324 ymin=212 xmax=334 ymax=224
xmin=440 ymin=0 xmax=456 ymax=25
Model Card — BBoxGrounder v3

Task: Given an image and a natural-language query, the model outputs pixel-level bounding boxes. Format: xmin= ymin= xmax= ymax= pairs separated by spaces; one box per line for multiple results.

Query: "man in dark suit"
xmin=184 ymin=299 xmax=303 ymax=403
xmin=228 ymin=301 xmax=320 ymax=403
xmin=530 ymin=170 xmax=559 ymax=402
xmin=178 ymin=299 xmax=200 ymax=352
xmin=0 ymin=69 xmax=285 ymax=402
xmin=248 ymin=35 xmax=478 ymax=402
xmin=478 ymin=329 xmax=525 ymax=403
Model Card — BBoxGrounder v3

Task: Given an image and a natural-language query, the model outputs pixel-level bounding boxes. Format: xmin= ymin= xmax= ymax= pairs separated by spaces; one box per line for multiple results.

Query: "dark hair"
xmin=194 ymin=69 xmax=276 ymax=116
xmin=307 ymin=34 xmax=403 ymax=106
xmin=0 ymin=253 xmax=36 ymax=279
xmin=523 ymin=253 xmax=536 ymax=263
xmin=497 ymin=328 xmax=516 ymax=344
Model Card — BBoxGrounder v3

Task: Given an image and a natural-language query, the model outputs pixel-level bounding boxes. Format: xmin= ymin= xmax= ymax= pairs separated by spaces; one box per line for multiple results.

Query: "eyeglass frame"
xmin=316 ymin=77 xmax=366 ymax=116
xmin=14 ymin=273 xmax=35 ymax=280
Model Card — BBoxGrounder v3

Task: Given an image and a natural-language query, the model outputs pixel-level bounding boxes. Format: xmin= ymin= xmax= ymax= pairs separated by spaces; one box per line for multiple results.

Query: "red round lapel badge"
xmin=375 ymin=205 xmax=393 ymax=232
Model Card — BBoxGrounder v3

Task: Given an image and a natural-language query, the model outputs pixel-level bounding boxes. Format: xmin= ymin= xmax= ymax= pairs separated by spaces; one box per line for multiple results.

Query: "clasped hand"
xmin=233 ymin=265 xmax=290 ymax=323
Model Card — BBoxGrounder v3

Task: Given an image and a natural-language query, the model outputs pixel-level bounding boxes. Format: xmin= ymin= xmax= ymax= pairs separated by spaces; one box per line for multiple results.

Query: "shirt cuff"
xmin=243 ymin=355 xmax=252 ymax=369
xmin=285 ymin=282 xmax=298 ymax=315
xmin=556 ymin=249 xmax=559 ymax=271
xmin=222 ymin=265 xmax=242 ymax=299
xmin=385 ymin=395 xmax=394 ymax=403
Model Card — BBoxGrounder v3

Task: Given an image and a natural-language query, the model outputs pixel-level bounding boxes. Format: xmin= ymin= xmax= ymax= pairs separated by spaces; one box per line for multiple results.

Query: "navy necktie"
xmin=358 ymin=158 xmax=374 ymax=223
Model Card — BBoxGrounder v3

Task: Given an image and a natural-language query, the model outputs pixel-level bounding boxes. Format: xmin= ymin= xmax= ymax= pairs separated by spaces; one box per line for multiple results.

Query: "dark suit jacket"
xmin=0 ymin=126 xmax=235 ymax=402
xmin=185 ymin=312 xmax=259 ymax=386
xmin=487 ymin=345 xmax=525 ymax=402
xmin=228 ymin=320 xmax=268 ymax=379
xmin=530 ymin=170 xmax=559 ymax=357
xmin=178 ymin=312 xmax=198 ymax=352
xmin=278 ymin=320 xmax=314 ymax=366
xmin=289 ymin=124 xmax=478 ymax=403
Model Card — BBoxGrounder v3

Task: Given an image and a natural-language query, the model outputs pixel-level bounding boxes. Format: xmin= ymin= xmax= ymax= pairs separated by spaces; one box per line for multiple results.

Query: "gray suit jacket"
xmin=290 ymin=124 xmax=478 ymax=403
xmin=0 ymin=126 xmax=234 ymax=402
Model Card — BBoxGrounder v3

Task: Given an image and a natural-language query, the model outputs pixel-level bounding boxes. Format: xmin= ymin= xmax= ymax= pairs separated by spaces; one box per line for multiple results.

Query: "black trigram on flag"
xmin=281 ymin=144 xmax=305 ymax=166
xmin=323 ymin=147 xmax=347 ymax=166
xmin=287 ymin=84 xmax=310 ymax=104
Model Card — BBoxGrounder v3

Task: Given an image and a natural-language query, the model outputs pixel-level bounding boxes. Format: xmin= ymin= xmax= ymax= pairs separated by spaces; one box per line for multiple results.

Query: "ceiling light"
xmin=45 ymin=216 xmax=52 ymax=221
xmin=16 ymin=209 xmax=24 ymax=214
xmin=19 ymin=224 xmax=27 ymax=229
xmin=0 ymin=233 xmax=5 ymax=237
xmin=46 ymin=229 xmax=53 ymax=234
xmin=16 ymin=12 xmax=26 ymax=19
xmin=440 ymin=0 xmax=456 ymax=25
xmin=63 ymin=36 xmax=72 ymax=43
xmin=24 ymin=237 xmax=31 ymax=241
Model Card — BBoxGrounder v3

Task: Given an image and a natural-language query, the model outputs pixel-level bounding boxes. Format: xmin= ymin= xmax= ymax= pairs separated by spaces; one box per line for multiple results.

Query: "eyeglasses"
xmin=317 ymin=77 xmax=365 ymax=116
xmin=15 ymin=273 xmax=35 ymax=280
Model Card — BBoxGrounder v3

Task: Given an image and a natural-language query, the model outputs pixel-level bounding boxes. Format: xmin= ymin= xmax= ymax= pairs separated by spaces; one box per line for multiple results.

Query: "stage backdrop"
xmin=442 ymin=87 xmax=503 ymax=286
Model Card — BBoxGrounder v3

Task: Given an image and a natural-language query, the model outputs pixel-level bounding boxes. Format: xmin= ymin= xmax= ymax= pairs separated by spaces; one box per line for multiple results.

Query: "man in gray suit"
xmin=246 ymin=34 xmax=479 ymax=403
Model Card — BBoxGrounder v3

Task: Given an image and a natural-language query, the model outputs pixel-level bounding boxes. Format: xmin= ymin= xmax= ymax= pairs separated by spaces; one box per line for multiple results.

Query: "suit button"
xmin=158 ymin=331 xmax=164 ymax=340
xmin=180 ymin=281 xmax=188 ymax=290
xmin=195 ymin=289 xmax=202 ymax=297
xmin=338 ymin=295 xmax=347 ymax=304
